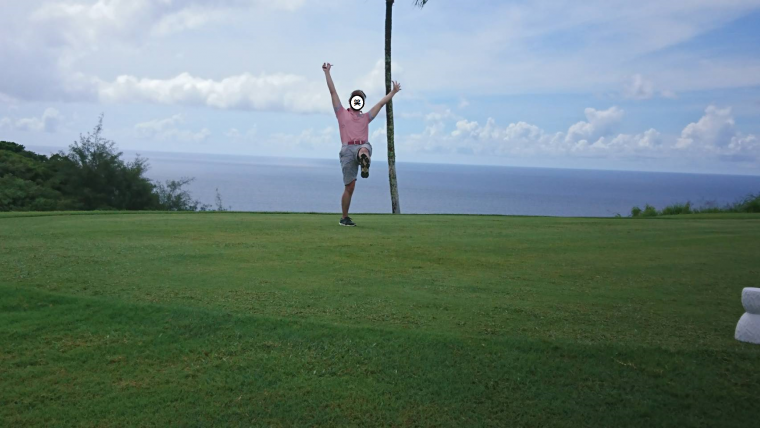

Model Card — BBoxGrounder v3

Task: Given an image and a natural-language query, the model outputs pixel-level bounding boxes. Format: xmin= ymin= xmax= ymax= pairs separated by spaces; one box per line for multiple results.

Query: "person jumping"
xmin=322 ymin=62 xmax=401 ymax=227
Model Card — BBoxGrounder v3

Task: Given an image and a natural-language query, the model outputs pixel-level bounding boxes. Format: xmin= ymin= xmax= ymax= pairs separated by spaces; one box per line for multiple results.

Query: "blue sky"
xmin=1 ymin=0 xmax=760 ymax=175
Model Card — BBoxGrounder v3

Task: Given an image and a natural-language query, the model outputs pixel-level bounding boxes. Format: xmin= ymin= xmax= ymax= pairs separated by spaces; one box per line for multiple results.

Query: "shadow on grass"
xmin=2 ymin=285 xmax=758 ymax=427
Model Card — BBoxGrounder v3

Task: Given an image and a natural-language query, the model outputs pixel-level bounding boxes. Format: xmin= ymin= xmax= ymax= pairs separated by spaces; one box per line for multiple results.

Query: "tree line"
xmin=0 ymin=117 xmax=223 ymax=212
xmin=628 ymin=197 xmax=760 ymax=217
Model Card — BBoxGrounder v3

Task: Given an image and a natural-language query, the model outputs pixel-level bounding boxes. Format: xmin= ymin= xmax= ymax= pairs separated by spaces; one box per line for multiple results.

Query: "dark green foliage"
xmin=733 ymin=193 xmax=760 ymax=213
xmin=154 ymin=177 xmax=210 ymax=211
xmin=55 ymin=116 xmax=159 ymax=210
xmin=0 ymin=141 xmax=48 ymax=162
xmin=1 ymin=117 xmax=212 ymax=212
xmin=0 ymin=142 xmax=69 ymax=211
xmin=631 ymin=194 xmax=760 ymax=217
xmin=660 ymin=201 xmax=692 ymax=216
xmin=0 ymin=175 xmax=64 ymax=211
xmin=641 ymin=203 xmax=658 ymax=217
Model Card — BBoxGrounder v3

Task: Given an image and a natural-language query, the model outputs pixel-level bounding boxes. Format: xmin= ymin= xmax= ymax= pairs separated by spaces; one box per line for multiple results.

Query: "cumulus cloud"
xmin=134 ymin=114 xmax=210 ymax=142
xmin=676 ymin=106 xmax=758 ymax=155
xmin=425 ymin=109 xmax=459 ymax=123
xmin=0 ymin=108 xmax=63 ymax=133
xmin=446 ymin=119 xmax=563 ymax=156
xmin=401 ymin=103 xmax=760 ymax=163
xmin=98 ymin=72 xmax=330 ymax=114
xmin=0 ymin=0 xmax=309 ymax=102
xmin=565 ymin=107 xmax=625 ymax=144
xmin=403 ymin=106 xmax=666 ymax=158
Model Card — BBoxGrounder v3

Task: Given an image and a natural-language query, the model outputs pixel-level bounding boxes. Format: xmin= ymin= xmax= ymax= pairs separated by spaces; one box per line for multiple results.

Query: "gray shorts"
xmin=339 ymin=142 xmax=372 ymax=185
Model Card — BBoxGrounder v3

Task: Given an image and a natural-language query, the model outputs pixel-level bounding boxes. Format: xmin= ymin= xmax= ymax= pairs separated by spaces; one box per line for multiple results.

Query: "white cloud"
xmin=458 ymin=98 xmax=470 ymax=109
xmin=425 ymin=109 xmax=458 ymax=123
xmin=403 ymin=105 xmax=665 ymax=158
xmin=565 ymin=107 xmax=624 ymax=144
xmin=623 ymin=74 xmax=677 ymax=100
xmin=3 ymin=0 xmax=760 ymax=107
xmin=587 ymin=129 xmax=663 ymax=154
xmin=151 ymin=7 xmax=223 ymax=37
xmin=31 ymin=0 xmax=307 ymax=45
xmin=676 ymin=106 xmax=758 ymax=155
xmin=135 ymin=114 xmax=183 ymax=134
xmin=135 ymin=114 xmax=210 ymax=142
xmin=400 ymin=103 xmax=760 ymax=163
xmin=623 ymin=74 xmax=655 ymax=100
xmin=611 ymin=129 xmax=662 ymax=149
xmin=82 ymin=59 xmax=395 ymax=114
xmin=0 ymin=108 xmax=63 ymax=133
xmin=0 ymin=0 xmax=312 ymax=102
xmin=98 ymin=72 xmax=329 ymax=114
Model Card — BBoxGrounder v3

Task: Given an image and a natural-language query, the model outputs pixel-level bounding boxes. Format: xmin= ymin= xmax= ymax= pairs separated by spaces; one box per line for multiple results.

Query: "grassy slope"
xmin=1 ymin=213 xmax=759 ymax=427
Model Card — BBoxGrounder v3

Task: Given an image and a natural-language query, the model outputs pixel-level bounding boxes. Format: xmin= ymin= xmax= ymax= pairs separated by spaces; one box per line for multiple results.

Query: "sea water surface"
xmin=125 ymin=150 xmax=760 ymax=217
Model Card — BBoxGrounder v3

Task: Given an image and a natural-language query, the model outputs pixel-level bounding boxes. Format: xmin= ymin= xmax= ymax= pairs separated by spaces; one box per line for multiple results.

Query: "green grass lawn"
xmin=2 ymin=212 xmax=759 ymax=427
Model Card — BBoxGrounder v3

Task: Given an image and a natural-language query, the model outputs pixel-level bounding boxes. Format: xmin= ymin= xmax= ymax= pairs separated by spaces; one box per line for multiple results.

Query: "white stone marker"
xmin=735 ymin=287 xmax=760 ymax=345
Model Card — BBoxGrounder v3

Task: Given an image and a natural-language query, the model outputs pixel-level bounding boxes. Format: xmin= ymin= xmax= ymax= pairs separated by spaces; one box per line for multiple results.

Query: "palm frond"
xmin=413 ymin=0 xmax=429 ymax=8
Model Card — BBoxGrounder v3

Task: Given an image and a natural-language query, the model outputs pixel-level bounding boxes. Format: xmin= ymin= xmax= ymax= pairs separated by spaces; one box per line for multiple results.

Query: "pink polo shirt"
xmin=335 ymin=105 xmax=374 ymax=144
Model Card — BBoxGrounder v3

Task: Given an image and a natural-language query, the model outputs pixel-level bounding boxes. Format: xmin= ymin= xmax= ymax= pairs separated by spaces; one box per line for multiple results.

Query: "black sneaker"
xmin=339 ymin=216 xmax=356 ymax=227
xmin=359 ymin=154 xmax=370 ymax=178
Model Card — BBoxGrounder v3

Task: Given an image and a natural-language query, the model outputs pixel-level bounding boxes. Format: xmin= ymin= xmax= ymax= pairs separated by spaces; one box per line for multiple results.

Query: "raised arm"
xmin=368 ymin=81 xmax=402 ymax=122
xmin=322 ymin=63 xmax=342 ymax=112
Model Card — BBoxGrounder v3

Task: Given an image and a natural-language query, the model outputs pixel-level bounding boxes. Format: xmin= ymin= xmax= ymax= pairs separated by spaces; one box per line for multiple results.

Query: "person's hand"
xmin=391 ymin=80 xmax=402 ymax=95
xmin=322 ymin=63 xmax=332 ymax=73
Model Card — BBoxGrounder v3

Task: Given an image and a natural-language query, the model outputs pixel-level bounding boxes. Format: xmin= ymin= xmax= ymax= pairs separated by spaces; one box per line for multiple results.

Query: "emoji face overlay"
xmin=350 ymin=95 xmax=365 ymax=111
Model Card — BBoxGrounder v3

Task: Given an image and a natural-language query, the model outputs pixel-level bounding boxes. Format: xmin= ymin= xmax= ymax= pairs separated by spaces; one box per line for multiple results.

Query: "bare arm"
xmin=368 ymin=81 xmax=402 ymax=122
xmin=322 ymin=63 xmax=342 ymax=112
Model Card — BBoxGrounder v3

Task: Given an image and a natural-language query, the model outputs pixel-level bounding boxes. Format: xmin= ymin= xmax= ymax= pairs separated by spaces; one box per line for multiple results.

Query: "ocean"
xmin=26 ymin=146 xmax=760 ymax=217
xmin=131 ymin=150 xmax=760 ymax=217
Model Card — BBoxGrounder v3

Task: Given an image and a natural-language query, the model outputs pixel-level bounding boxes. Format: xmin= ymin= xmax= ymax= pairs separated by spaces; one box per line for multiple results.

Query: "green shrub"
xmin=1 ymin=116 xmax=218 ymax=212
xmin=734 ymin=193 xmax=760 ymax=213
xmin=154 ymin=178 xmax=209 ymax=211
xmin=57 ymin=116 xmax=160 ymax=210
xmin=660 ymin=202 xmax=692 ymax=216
xmin=694 ymin=207 xmax=723 ymax=214
xmin=631 ymin=194 xmax=760 ymax=217
xmin=642 ymin=204 xmax=658 ymax=217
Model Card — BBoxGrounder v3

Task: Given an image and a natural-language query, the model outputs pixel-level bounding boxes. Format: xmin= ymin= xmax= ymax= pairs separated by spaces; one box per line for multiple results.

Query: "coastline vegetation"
xmin=630 ymin=194 xmax=760 ymax=217
xmin=0 ymin=116 xmax=223 ymax=212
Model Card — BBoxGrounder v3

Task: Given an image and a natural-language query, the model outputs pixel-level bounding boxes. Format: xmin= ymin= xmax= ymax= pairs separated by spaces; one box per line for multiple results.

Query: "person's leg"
xmin=341 ymin=180 xmax=356 ymax=218
xmin=339 ymin=145 xmax=359 ymax=225
xmin=358 ymin=143 xmax=371 ymax=178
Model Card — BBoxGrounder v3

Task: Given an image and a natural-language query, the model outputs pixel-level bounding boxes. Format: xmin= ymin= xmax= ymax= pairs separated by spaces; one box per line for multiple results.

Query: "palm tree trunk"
xmin=385 ymin=0 xmax=401 ymax=214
